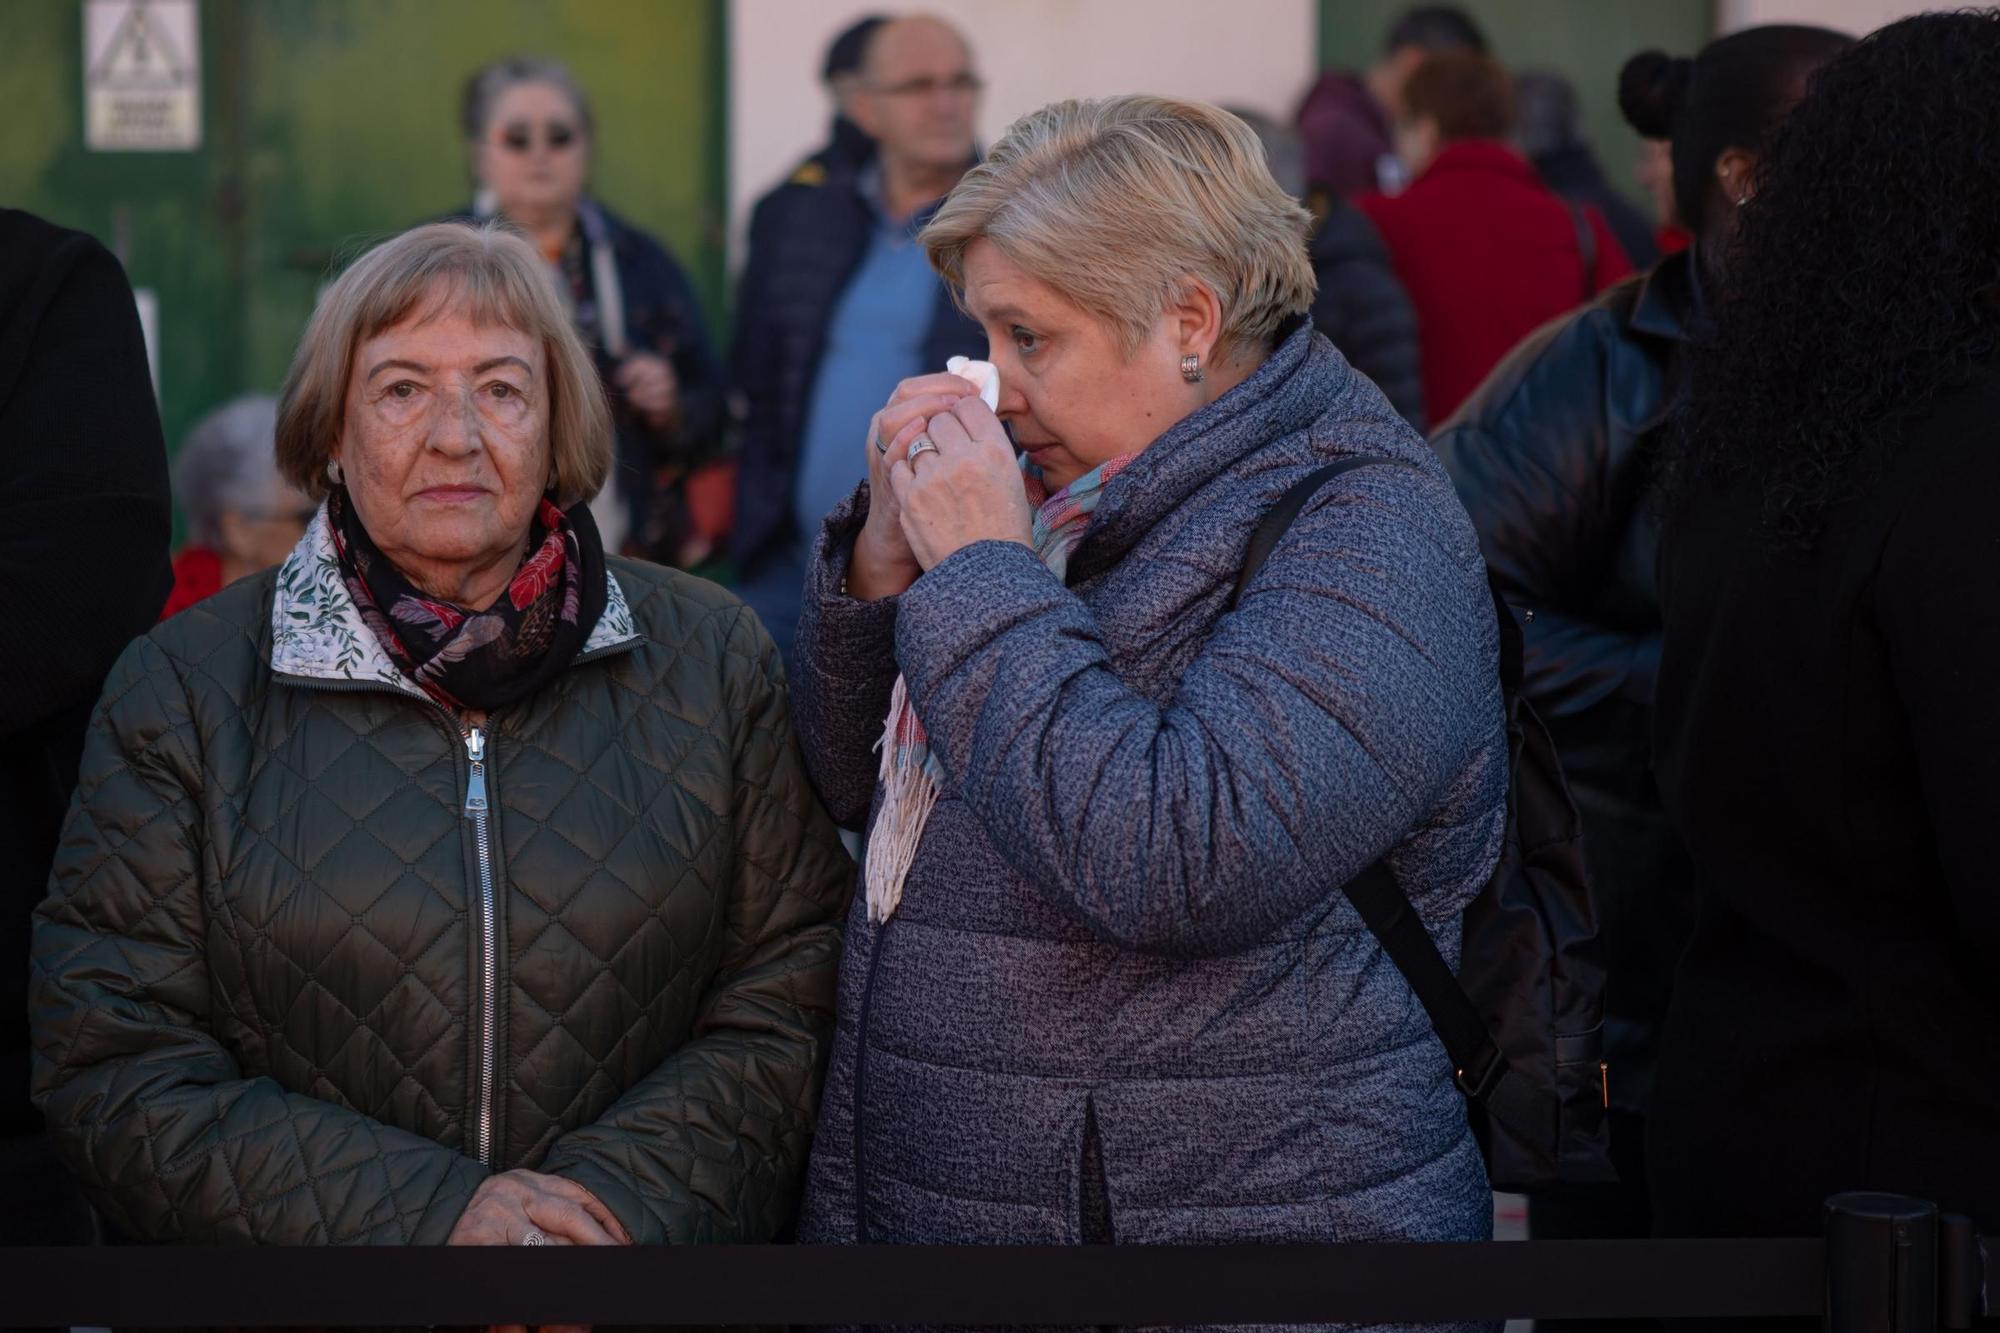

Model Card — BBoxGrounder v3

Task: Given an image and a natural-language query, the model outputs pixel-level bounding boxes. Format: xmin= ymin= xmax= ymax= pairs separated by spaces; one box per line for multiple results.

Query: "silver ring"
xmin=522 ymin=1228 xmax=549 ymax=1246
xmin=908 ymin=435 xmax=939 ymax=463
xmin=873 ymin=433 xmax=887 ymax=456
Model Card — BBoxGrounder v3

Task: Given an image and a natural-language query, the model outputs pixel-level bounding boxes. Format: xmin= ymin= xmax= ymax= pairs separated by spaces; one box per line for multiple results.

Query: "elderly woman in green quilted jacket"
xmin=28 ymin=221 xmax=853 ymax=1252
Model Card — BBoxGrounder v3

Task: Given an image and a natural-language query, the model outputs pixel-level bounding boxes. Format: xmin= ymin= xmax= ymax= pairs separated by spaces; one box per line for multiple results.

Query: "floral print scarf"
xmin=327 ymin=487 xmax=608 ymax=714
xmin=864 ymin=453 xmax=1136 ymax=923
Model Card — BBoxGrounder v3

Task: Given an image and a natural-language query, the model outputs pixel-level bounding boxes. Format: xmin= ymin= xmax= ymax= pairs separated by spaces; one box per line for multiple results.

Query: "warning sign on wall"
xmin=85 ymin=0 xmax=201 ymax=151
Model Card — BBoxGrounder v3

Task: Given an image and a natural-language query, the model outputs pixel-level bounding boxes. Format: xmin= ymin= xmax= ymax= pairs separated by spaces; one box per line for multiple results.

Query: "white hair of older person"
xmin=275 ymin=220 xmax=612 ymax=507
xmin=921 ymin=95 xmax=1318 ymax=361
xmin=174 ymin=395 xmax=290 ymax=549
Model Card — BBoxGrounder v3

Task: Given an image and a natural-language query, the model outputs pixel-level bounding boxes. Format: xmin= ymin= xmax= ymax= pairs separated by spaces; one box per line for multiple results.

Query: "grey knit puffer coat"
xmin=790 ymin=324 xmax=1506 ymax=1276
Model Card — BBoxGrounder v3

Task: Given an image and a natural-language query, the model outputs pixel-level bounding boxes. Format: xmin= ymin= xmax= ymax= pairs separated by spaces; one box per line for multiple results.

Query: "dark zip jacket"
xmin=1432 ymin=249 xmax=1704 ymax=1108
xmin=728 ymin=159 xmax=983 ymax=578
xmin=30 ymin=518 xmax=853 ymax=1243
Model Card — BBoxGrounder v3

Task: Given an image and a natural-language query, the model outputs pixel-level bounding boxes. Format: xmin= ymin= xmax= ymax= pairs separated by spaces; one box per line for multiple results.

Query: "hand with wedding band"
xmin=849 ymin=371 xmax=982 ymax=600
xmin=886 ymin=393 xmax=1034 ymax=572
xmin=446 ymin=1167 xmax=631 ymax=1248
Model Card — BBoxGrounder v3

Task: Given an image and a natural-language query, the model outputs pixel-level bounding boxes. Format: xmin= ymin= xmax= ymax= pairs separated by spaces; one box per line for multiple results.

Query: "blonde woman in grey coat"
xmin=789 ymin=96 xmax=1507 ymax=1305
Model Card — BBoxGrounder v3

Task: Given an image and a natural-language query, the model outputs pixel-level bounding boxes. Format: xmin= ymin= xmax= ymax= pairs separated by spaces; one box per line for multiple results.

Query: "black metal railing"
xmin=0 ymin=1192 xmax=1987 ymax=1328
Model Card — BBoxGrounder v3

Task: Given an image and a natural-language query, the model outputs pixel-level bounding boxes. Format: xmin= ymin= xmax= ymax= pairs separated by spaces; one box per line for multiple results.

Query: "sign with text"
xmin=84 ymin=0 xmax=201 ymax=151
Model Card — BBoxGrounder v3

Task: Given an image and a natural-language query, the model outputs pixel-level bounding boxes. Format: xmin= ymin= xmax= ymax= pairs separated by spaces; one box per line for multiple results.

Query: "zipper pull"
xmin=463 ymin=728 xmax=488 ymax=816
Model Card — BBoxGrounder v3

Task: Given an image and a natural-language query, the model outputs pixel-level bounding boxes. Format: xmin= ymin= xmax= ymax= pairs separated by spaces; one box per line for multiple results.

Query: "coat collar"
xmin=1066 ymin=319 xmax=1344 ymax=584
xmin=268 ymin=504 xmax=640 ymax=696
xmin=1628 ymin=246 xmax=1704 ymax=344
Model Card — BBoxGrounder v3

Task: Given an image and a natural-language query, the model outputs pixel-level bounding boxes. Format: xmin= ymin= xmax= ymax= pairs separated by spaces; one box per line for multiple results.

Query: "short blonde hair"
xmin=276 ymin=221 xmax=612 ymax=505
xmin=922 ymin=96 xmax=1317 ymax=358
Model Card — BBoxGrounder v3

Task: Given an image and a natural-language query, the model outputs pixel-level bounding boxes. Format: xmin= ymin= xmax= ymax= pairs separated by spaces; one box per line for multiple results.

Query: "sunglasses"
xmin=497 ymin=121 xmax=580 ymax=153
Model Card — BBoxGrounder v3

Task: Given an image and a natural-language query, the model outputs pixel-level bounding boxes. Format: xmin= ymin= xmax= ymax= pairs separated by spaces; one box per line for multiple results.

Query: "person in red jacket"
xmin=1358 ymin=52 xmax=1630 ymax=424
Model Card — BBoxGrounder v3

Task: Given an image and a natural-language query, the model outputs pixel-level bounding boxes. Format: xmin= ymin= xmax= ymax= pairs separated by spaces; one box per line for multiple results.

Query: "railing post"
xmin=1824 ymin=1193 xmax=1939 ymax=1333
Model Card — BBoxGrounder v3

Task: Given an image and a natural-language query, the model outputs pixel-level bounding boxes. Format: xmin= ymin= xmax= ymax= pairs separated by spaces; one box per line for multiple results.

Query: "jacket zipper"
xmin=274 ymin=637 xmax=648 ymax=1170
xmin=462 ymin=725 xmax=499 ymax=1167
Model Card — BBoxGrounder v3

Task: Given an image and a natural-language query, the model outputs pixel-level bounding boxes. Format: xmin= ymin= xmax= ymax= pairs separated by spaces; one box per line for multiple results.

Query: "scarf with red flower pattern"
xmin=328 ymin=488 xmax=608 ymax=714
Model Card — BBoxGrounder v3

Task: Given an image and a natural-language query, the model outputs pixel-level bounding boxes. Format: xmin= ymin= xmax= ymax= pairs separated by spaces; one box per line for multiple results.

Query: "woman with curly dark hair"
xmin=1652 ymin=10 xmax=2000 ymax=1238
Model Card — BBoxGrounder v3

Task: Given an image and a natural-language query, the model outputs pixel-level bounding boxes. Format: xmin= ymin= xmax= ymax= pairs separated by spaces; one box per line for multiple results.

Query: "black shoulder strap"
xmin=1233 ymin=454 xmax=1525 ymax=1127
xmin=1343 ymin=861 xmax=1514 ymax=1110
xmin=1567 ymin=201 xmax=1598 ymax=303
xmin=1232 ymin=456 xmax=1420 ymax=609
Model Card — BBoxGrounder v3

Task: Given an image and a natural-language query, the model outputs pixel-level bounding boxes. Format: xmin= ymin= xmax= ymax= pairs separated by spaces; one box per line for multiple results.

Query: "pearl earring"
xmin=326 ymin=459 xmax=343 ymax=485
xmin=1180 ymin=354 xmax=1204 ymax=383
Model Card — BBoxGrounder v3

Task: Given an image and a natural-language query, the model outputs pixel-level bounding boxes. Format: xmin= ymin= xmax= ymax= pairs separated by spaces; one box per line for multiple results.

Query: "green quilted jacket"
xmin=29 ymin=514 xmax=854 ymax=1245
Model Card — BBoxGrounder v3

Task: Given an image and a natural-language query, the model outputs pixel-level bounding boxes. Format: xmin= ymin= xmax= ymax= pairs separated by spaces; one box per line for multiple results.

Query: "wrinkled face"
xmin=333 ymin=301 xmax=550 ymax=592
xmin=1393 ymin=114 xmax=1441 ymax=179
xmin=473 ymin=82 xmax=589 ymax=221
xmin=852 ymin=20 xmax=979 ymax=176
xmin=1637 ymin=138 xmax=1677 ymax=229
xmin=961 ymin=238 xmax=1188 ymax=492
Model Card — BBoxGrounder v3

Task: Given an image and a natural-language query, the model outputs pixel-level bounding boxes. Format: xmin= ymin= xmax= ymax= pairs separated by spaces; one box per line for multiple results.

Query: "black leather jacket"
xmin=1432 ymin=248 xmax=1703 ymax=1110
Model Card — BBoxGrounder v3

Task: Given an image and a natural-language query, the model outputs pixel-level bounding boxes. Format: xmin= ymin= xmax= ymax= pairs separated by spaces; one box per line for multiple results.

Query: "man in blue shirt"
xmin=730 ymin=16 xmax=986 ymax=664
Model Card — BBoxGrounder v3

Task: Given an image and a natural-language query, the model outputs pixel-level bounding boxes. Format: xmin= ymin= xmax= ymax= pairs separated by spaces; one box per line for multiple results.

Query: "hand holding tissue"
xmin=946 ymin=356 xmax=1001 ymax=411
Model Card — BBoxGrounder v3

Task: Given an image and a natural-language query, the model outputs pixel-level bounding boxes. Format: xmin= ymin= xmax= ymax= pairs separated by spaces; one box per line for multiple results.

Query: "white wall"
xmin=1718 ymin=0 xmax=1937 ymax=31
xmin=726 ymin=0 xmax=1317 ymax=266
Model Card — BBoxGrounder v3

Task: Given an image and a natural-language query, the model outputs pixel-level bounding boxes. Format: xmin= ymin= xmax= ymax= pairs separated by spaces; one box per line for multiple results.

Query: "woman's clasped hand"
xmin=850 ymin=371 xmax=1033 ymax=598
xmin=445 ymin=1168 xmax=633 ymax=1247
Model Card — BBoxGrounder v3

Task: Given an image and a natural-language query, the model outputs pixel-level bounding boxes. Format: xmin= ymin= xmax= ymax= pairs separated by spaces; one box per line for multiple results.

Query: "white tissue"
xmin=946 ymin=355 xmax=1001 ymax=411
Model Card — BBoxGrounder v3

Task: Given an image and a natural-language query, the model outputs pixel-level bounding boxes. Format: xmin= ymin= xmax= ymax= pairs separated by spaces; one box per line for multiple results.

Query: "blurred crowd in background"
xmin=138 ymin=6 xmax=1689 ymax=655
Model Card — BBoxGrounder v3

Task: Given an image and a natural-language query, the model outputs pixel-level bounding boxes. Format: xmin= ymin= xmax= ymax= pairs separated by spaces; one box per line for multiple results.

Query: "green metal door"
xmin=1 ymin=0 xmax=725 ymax=511
xmin=1317 ymin=0 xmax=1714 ymax=213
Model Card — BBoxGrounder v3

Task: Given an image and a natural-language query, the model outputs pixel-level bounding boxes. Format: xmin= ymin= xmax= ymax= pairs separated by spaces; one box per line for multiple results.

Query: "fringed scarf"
xmin=328 ymin=488 xmax=608 ymax=714
xmin=864 ymin=454 xmax=1135 ymax=922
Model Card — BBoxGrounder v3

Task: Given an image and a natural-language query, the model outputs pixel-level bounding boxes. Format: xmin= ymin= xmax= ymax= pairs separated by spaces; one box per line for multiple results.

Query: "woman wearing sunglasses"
xmin=458 ymin=55 xmax=726 ymax=568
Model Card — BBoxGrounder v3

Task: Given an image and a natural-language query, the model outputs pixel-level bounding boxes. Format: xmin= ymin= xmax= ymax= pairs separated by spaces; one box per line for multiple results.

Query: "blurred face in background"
xmin=1392 ymin=114 xmax=1441 ymax=180
xmin=851 ymin=18 xmax=980 ymax=176
xmin=1367 ymin=44 xmax=1430 ymax=121
xmin=1637 ymin=138 xmax=1678 ymax=231
xmin=474 ymin=81 xmax=589 ymax=225
xmin=219 ymin=479 xmax=315 ymax=576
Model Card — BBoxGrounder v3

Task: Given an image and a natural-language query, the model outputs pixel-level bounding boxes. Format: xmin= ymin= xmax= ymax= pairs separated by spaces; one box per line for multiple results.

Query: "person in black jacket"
xmin=0 ymin=209 xmax=172 ymax=1245
xmin=730 ymin=16 xmax=985 ymax=662
xmin=1515 ymin=70 xmax=1659 ymax=270
xmin=458 ymin=55 xmax=724 ymax=566
xmin=787 ymin=14 xmax=888 ymax=186
xmin=1231 ymin=107 xmax=1426 ymax=429
xmin=1431 ymin=23 xmax=1849 ymax=1267
xmin=1654 ymin=11 xmax=2000 ymax=1240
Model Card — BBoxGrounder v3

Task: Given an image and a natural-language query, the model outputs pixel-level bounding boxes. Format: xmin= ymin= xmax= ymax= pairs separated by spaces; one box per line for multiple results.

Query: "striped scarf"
xmin=864 ymin=453 xmax=1135 ymax=923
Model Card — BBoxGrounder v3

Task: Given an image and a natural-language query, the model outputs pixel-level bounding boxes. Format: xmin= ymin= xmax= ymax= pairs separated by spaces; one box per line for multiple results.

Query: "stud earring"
xmin=1180 ymin=354 xmax=1204 ymax=383
xmin=326 ymin=459 xmax=343 ymax=485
